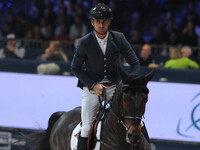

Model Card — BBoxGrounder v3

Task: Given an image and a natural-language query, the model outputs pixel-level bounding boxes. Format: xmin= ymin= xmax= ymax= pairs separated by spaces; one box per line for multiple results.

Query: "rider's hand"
xmin=92 ymin=83 xmax=107 ymax=96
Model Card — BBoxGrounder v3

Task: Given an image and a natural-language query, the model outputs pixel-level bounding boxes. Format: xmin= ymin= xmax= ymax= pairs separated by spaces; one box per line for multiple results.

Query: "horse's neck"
xmin=111 ymin=84 xmax=122 ymax=116
xmin=102 ymin=111 xmax=128 ymax=148
xmin=105 ymin=84 xmax=127 ymax=141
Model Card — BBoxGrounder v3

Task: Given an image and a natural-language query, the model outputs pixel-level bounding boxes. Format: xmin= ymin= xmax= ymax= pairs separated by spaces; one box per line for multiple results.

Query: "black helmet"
xmin=89 ymin=3 xmax=113 ymax=20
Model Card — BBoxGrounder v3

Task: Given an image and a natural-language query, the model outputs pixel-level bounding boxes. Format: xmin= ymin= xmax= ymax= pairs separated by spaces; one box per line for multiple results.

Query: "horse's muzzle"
xmin=126 ymin=124 xmax=142 ymax=144
xmin=127 ymin=132 xmax=142 ymax=144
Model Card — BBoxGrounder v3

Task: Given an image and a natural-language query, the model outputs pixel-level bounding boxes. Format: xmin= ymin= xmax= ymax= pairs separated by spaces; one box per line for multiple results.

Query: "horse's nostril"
xmin=128 ymin=133 xmax=142 ymax=144
xmin=128 ymin=133 xmax=134 ymax=143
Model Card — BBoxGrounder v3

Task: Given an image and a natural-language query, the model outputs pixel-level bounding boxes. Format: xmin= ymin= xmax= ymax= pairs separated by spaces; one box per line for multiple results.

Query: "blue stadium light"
xmin=7 ymin=2 xmax=12 ymax=7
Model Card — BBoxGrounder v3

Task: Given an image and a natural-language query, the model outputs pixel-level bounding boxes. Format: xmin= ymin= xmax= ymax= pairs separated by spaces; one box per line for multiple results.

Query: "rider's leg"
xmin=78 ymin=86 xmax=116 ymax=150
xmin=78 ymin=87 xmax=100 ymax=150
xmin=81 ymin=87 xmax=100 ymax=137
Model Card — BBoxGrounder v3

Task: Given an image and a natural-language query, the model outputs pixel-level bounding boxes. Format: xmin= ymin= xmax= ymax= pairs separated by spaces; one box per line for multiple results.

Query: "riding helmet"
xmin=89 ymin=3 xmax=113 ymax=19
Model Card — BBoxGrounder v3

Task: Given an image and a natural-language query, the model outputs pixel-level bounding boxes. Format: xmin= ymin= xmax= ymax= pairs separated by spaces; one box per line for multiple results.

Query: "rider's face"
xmin=91 ymin=19 xmax=111 ymax=37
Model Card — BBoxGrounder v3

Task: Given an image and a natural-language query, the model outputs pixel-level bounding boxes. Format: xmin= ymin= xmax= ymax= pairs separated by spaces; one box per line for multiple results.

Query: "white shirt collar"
xmin=95 ymin=32 xmax=109 ymax=43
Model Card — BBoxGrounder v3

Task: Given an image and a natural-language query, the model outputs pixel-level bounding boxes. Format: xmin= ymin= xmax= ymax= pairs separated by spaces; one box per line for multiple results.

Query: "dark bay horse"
xmin=34 ymin=68 xmax=155 ymax=150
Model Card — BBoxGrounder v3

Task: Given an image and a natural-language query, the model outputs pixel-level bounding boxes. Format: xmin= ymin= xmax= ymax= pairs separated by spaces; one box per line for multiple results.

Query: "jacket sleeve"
xmin=120 ymin=33 xmax=140 ymax=74
xmin=71 ymin=40 xmax=95 ymax=89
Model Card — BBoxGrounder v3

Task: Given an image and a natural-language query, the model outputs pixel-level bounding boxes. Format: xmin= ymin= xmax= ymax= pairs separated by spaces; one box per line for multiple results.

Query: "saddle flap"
xmin=87 ymin=120 xmax=99 ymax=150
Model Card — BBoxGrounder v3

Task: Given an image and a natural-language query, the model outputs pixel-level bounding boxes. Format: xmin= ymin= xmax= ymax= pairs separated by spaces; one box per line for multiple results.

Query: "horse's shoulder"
xmin=49 ymin=107 xmax=81 ymax=149
xmin=51 ymin=107 xmax=81 ymax=131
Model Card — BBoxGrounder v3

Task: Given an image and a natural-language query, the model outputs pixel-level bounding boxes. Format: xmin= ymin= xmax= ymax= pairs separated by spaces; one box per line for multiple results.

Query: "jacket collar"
xmin=92 ymin=30 xmax=113 ymax=56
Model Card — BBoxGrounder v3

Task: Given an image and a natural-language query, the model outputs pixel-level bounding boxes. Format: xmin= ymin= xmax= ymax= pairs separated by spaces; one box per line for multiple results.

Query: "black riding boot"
xmin=77 ymin=136 xmax=88 ymax=150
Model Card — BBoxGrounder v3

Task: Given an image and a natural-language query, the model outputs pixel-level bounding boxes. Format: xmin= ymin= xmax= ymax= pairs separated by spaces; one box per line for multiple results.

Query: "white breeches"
xmin=80 ymin=86 xmax=116 ymax=137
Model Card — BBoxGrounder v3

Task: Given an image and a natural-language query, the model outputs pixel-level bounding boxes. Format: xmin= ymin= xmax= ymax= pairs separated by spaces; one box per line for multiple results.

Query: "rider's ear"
xmin=91 ymin=20 xmax=94 ymax=26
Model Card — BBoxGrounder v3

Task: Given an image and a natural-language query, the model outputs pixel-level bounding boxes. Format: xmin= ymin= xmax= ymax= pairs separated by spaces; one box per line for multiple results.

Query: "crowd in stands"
xmin=0 ymin=0 xmax=200 ymax=74
xmin=1 ymin=0 xmax=200 ymax=46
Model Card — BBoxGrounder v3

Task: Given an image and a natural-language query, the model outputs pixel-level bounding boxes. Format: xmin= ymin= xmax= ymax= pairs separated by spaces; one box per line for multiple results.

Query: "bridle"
xmin=97 ymin=84 xmax=147 ymax=150
xmin=116 ymin=84 xmax=144 ymax=126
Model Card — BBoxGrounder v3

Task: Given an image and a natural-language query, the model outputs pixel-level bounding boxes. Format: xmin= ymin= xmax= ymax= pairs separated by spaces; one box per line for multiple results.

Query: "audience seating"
xmin=0 ymin=59 xmax=199 ymax=83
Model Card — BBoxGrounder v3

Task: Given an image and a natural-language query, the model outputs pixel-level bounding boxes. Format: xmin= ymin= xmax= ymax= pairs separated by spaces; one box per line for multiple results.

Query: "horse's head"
xmin=111 ymin=67 xmax=155 ymax=145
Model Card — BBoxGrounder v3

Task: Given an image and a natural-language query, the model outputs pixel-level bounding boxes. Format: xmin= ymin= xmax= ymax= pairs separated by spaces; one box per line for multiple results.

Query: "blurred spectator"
xmin=166 ymin=30 xmax=180 ymax=45
xmin=1 ymin=0 xmax=200 ymax=54
xmin=69 ymin=15 xmax=88 ymax=41
xmin=195 ymin=18 xmax=200 ymax=46
xmin=45 ymin=25 xmax=54 ymax=41
xmin=40 ymin=17 xmax=53 ymax=41
xmin=23 ymin=29 xmax=34 ymax=48
xmin=71 ymin=36 xmax=80 ymax=60
xmin=28 ymin=2 xmax=40 ymax=23
xmin=181 ymin=1 xmax=198 ymax=26
xmin=43 ymin=7 xmax=55 ymax=25
xmin=53 ymin=23 xmax=70 ymax=41
xmin=181 ymin=46 xmax=200 ymax=64
xmin=1 ymin=22 xmax=15 ymax=37
xmin=53 ymin=0 xmax=63 ymax=15
xmin=129 ymin=30 xmax=145 ymax=45
xmin=0 ymin=33 xmax=25 ymax=59
xmin=54 ymin=14 xmax=68 ymax=36
xmin=39 ymin=41 xmax=68 ymax=62
xmin=24 ymin=30 xmax=33 ymax=39
xmin=181 ymin=21 xmax=198 ymax=46
xmin=181 ymin=46 xmax=192 ymax=57
xmin=62 ymin=36 xmax=81 ymax=62
xmin=6 ymin=14 xmax=16 ymax=25
xmin=15 ymin=12 xmax=30 ymax=38
xmin=164 ymin=46 xmax=199 ymax=69
xmin=37 ymin=41 xmax=68 ymax=74
xmin=149 ymin=26 xmax=164 ymax=44
xmin=130 ymin=11 xmax=140 ymax=32
xmin=33 ymin=25 xmax=44 ymax=40
xmin=37 ymin=63 xmax=61 ymax=75
xmin=162 ymin=19 xmax=178 ymax=40
xmin=138 ymin=44 xmax=153 ymax=66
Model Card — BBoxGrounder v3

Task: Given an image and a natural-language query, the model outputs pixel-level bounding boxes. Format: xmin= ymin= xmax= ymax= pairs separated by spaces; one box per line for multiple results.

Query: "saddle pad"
xmin=70 ymin=122 xmax=102 ymax=150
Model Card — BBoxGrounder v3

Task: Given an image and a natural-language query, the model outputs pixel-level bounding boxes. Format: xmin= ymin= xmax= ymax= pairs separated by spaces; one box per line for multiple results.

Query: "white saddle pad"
xmin=70 ymin=122 xmax=102 ymax=150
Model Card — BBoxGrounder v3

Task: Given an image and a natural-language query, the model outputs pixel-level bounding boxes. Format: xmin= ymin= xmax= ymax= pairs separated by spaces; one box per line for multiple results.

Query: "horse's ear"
xmin=145 ymin=69 xmax=156 ymax=84
xmin=118 ymin=65 xmax=129 ymax=82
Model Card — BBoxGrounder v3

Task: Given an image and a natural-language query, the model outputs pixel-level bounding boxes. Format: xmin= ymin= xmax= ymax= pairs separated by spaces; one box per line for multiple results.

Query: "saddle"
xmin=87 ymin=120 xmax=99 ymax=150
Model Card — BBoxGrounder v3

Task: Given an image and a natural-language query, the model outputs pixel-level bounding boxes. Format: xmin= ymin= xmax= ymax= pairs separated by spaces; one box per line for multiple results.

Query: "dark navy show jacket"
xmin=71 ymin=30 xmax=140 ymax=89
